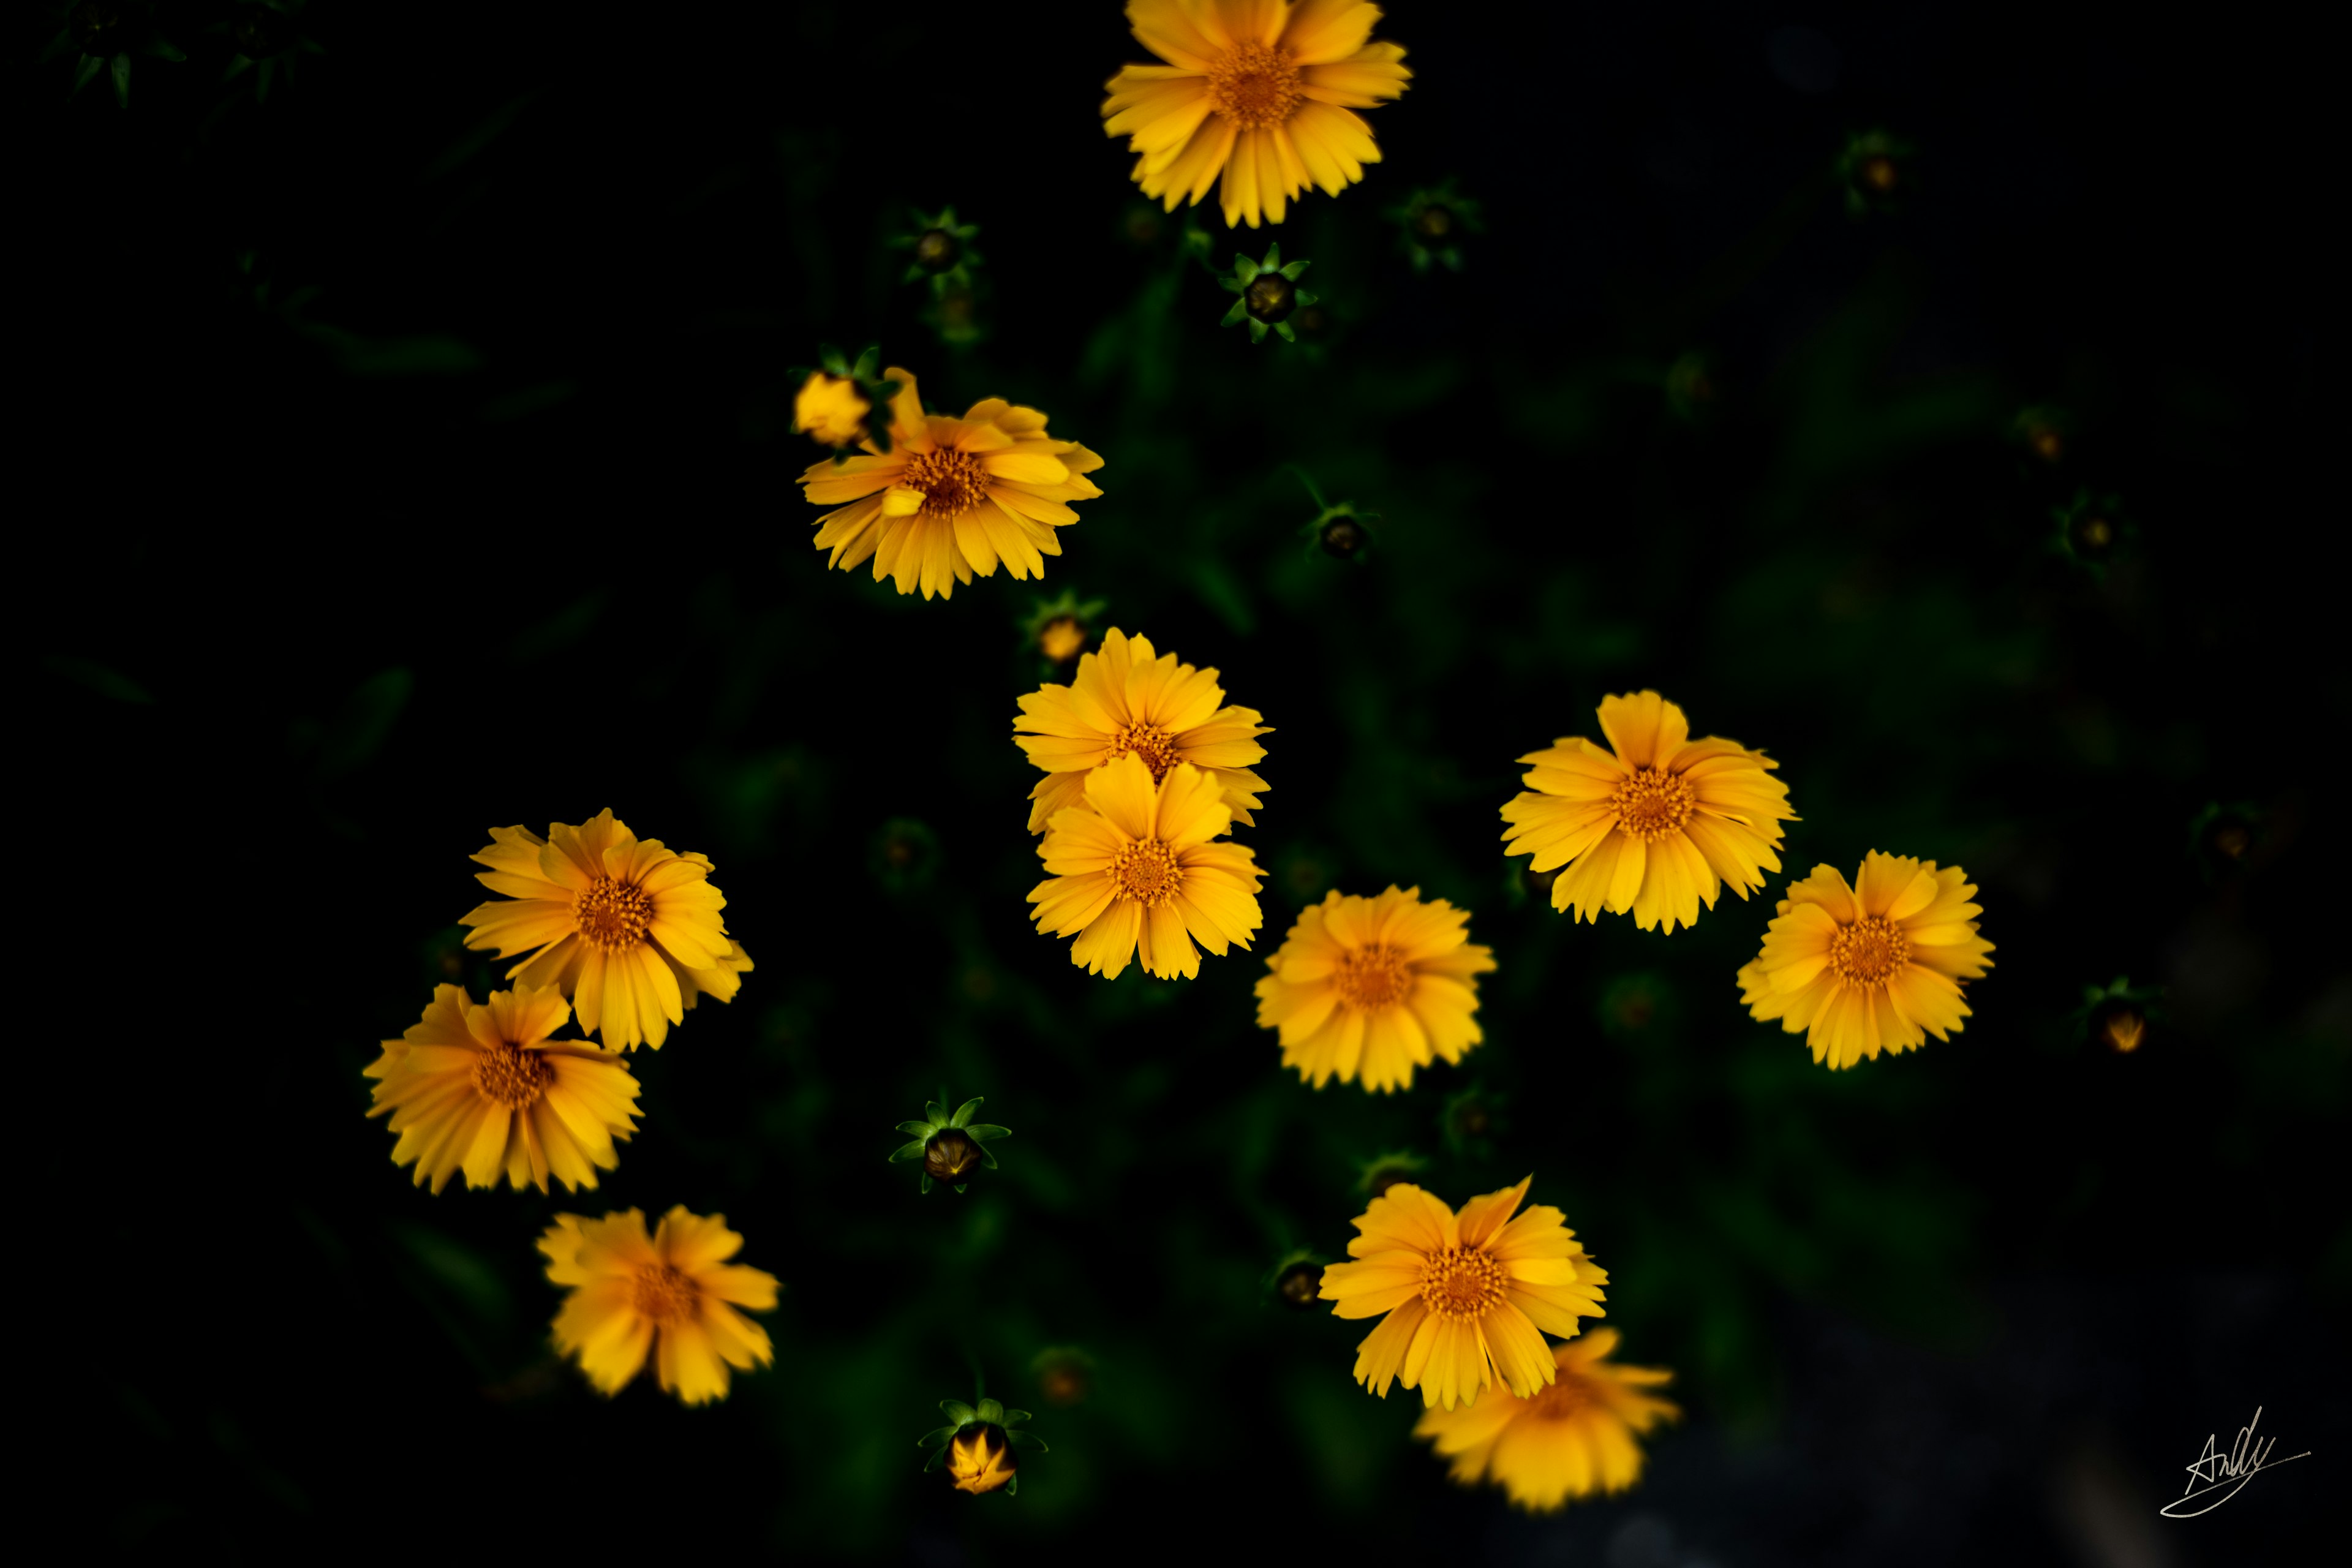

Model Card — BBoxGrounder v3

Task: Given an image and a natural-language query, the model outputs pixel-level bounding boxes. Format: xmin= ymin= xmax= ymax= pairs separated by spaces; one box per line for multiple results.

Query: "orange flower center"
xmin=901 ymin=447 xmax=990 ymax=519
xmin=1419 ymin=1247 xmax=1507 ymax=1322
xmin=575 ymin=875 xmax=654 ymax=952
xmin=631 ymin=1263 xmax=698 ymax=1324
xmin=1334 ymin=942 xmax=1411 ymax=1011
xmin=1111 ymin=839 xmax=1183 ymax=907
xmin=1525 ymin=1373 xmax=1595 ymax=1421
xmin=1610 ymin=766 xmax=1695 ymax=841
xmin=1208 ymin=41 xmax=1303 ymax=129
xmin=1105 ymin=721 xmax=1181 ymax=782
xmin=472 ymin=1042 xmax=553 ymax=1108
xmin=1831 ymin=914 xmax=1910 ymax=985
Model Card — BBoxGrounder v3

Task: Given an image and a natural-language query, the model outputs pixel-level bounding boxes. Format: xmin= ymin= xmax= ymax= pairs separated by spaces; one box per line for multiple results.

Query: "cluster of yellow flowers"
xmin=360 ymin=810 xmax=779 ymax=1406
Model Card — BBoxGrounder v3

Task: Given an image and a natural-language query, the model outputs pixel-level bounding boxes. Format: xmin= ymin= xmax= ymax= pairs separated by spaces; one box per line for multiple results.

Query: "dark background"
xmin=28 ymin=2 xmax=2341 ymax=1562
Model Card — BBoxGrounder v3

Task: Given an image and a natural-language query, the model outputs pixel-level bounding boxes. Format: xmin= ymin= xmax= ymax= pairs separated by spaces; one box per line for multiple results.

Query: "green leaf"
xmin=40 ymin=654 xmax=153 ymax=704
xmin=940 ymin=1400 xmax=978 ymax=1426
xmin=949 ymin=1096 xmax=985 ymax=1128
xmin=153 ymin=41 xmax=187 ymax=63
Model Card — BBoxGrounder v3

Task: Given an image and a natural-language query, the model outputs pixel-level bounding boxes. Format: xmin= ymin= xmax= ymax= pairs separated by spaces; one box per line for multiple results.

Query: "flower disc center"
xmin=1610 ymin=767 xmax=1696 ymax=841
xmin=1830 ymin=914 xmax=1910 ymax=985
xmin=1335 ymin=942 xmax=1412 ymax=1011
xmin=1208 ymin=42 xmax=1303 ymax=129
xmin=575 ymin=875 xmax=655 ymax=952
xmin=1111 ymin=839 xmax=1183 ymax=907
xmin=631 ymin=1263 xmax=699 ymax=1324
xmin=1420 ymin=1247 xmax=1506 ymax=1322
xmin=472 ymin=1043 xmax=554 ymax=1109
xmin=1106 ymin=722 xmax=1182 ymax=782
xmin=900 ymin=448 xmax=989 ymax=519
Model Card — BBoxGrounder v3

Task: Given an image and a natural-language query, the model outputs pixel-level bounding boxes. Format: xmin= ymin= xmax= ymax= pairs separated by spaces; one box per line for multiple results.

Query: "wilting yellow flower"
xmin=1319 ymin=1177 xmax=1607 ymax=1411
xmin=793 ymin=371 xmax=870 ymax=447
xmin=1102 ymin=0 xmax=1411 ymax=229
xmin=946 ymin=1427 xmax=1018 ymax=1494
xmin=1012 ymin=627 xmax=1270 ymax=834
xmin=1255 ymin=886 xmax=1495 ymax=1092
xmin=539 ymin=1207 xmax=779 ymax=1405
xmin=1028 ymin=754 xmax=1263 ymax=980
xmin=459 ymin=810 xmax=750 ymax=1051
xmin=1739 ymin=851 xmax=1995 ymax=1069
xmin=1501 ymin=690 xmax=1796 ymax=932
xmin=797 ymin=368 xmax=1104 ymax=600
xmin=1415 ymin=1327 xmax=1680 ymax=1511
xmin=364 ymin=984 xmax=640 ymax=1194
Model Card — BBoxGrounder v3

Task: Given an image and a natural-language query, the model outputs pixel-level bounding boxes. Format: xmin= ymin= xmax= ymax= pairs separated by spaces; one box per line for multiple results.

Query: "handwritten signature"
xmin=2160 ymin=1406 xmax=2311 ymax=1518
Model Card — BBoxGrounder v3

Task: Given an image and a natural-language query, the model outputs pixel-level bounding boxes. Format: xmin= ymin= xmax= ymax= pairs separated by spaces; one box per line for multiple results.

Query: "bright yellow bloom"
xmin=1011 ymin=627 xmax=1270 ymax=834
xmin=1740 ymin=851 xmax=1995 ymax=1069
xmin=364 ymin=984 xmax=640 ymax=1194
xmin=459 ymin=810 xmax=750 ymax=1051
xmin=1501 ymin=690 xmax=1796 ymax=932
xmin=793 ymin=371 xmax=870 ymax=446
xmin=1319 ymin=1177 xmax=1607 ymax=1411
xmin=1102 ymin=0 xmax=1411 ymax=229
xmin=1028 ymin=754 xmax=1263 ymax=980
xmin=1415 ymin=1327 xmax=1680 ymax=1511
xmin=539 ymin=1207 xmax=779 ymax=1405
xmin=797 ymin=368 xmax=1104 ymax=600
xmin=946 ymin=1428 xmax=1018 ymax=1494
xmin=1255 ymin=886 xmax=1494 ymax=1092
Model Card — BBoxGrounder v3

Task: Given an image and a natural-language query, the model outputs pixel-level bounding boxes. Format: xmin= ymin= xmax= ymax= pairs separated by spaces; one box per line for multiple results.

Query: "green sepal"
xmin=72 ymin=55 xmax=101 ymax=94
xmin=1231 ymin=254 xmax=1260 ymax=284
xmin=1274 ymin=322 xmax=1297 ymax=342
xmin=1221 ymin=298 xmax=1249 ymax=327
xmin=896 ymin=1120 xmax=936 ymax=1139
xmin=111 ymin=53 xmax=131 ymax=108
xmin=963 ymin=1124 xmax=1010 ymax=1142
xmin=223 ymin=55 xmax=253 ymax=80
xmin=919 ymin=1174 xmax=935 ymax=1194
xmin=974 ymin=1398 xmax=1005 ymax=1425
xmin=1294 ymin=290 xmax=1319 ymax=308
xmin=1248 ymin=319 xmax=1269 ymax=344
xmin=1006 ymin=1430 xmax=1047 ymax=1453
xmin=850 ymin=345 xmax=883 ymax=382
xmin=888 ymin=1139 xmax=929 ymax=1163
xmin=1000 ymin=1408 xmax=1033 ymax=1427
xmin=940 ymin=1400 xmax=978 ymax=1427
xmin=922 ymin=1446 xmax=949 ymax=1473
xmin=154 ymin=40 xmax=187 ymax=63
xmin=1006 ymin=1474 xmax=1019 ymax=1498
xmin=953 ymin=1183 xmax=968 ymax=1194
xmin=1262 ymin=243 xmax=1283 ymax=270
xmin=978 ymin=1147 xmax=999 ymax=1170
xmin=917 ymin=1425 xmax=960 ymax=1448
xmin=924 ymin=1099 xmax=947 ymax=1125
xmin=949 ymin=1097 xmax=984 ymax=1128
xmin=1278 ymin=259 xmax=1311 ymax=281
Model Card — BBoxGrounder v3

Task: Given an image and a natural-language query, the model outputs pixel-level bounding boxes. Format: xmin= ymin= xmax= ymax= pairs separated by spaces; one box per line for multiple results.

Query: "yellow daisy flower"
xmin=1319 ymin=1177 xmax=1608 ymax=1411
xmin=459 ymin=810 xmax=750 ymax=1052
xmin=364 ymin=984 xmax=641 ymax=1194
xmin=1501 ymin=690 xmax=1796 ymax=932
xmin=1739 ymin=851 xmax=1996 ymax=1069
xmin=793 ymin=371 xmax=870 ymax=447
xmin=1011 ymin=626 xmax=1271 ymax=834
xmin=1254 ymin=886 xmax=1496 ymax=1092
xmin=538 ymin=1206 xmax=780 ymax=1406
xmin=796 ymin=368 xmax=1104 ymax=600
xmin=1027 ymin=753 xmax=1264 ymax=980
xmin=946 ymin=1428 xmax=1019 ymax=1495
xmin=1415 ymin=1327 xmax=1681 ymax=1512
xmin=1102 ymin=0 xmax=1411 ymax=230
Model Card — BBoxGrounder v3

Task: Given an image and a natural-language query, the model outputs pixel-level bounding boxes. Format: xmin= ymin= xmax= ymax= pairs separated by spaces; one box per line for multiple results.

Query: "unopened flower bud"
xmin=924 ymin=1129 xmax=980 ymax=1183
xmin=70 ymin=1 xmax=130 ymax=56
xmin=2095 ymin=1002 xmax=2146 ymax=1053
xmin=1319 ymin=513 xmax=1366 ymax=557
xmin=1245 ymin=273 xmax=1297 ymax=325
xmin=1038 ymin=615 xmax=1087 ymax=664
xmin=794 ymin=371 xmax=872 ymax=448
xmin=1276 ymin=1261 xmax=1323 ymax=1308
xmin=913 ymin=229 xmax=960 ymax=274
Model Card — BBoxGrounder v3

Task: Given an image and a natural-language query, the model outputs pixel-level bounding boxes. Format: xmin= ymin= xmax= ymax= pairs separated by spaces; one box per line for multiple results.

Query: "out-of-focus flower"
xmin=1415 ymin=1328 xmax=1679 ymax=1510
xmin=869 ymin=817 xmax=942 ymax=894
xmin=2051 ymin=488 xmax=2133 ymax=576
xmin=1738 ymin=852 xmax=1995 ymax=1069
xmin=1031 ymin=1346 xmax=1096 ymax=1405
xmin=887 ymin=1094 xmax=1011 ymax=1195
xmin=2011 ymin=405 xmax=2070 ymax=465
xmin=1101 ymin=0 xmax=1411 ymax=229
xmin=1320 ymin=1176 xmax=1608 ymax=1411
xmin=1270 ymin=1250 xmax=1327 ymax=1308
xmin=2071 ymin=975 xmax=2164 ymax=1054
xmin=1501 ymin=691 xmax=1796 ymax=932
xmin=1354 ymin=1148 xmax=1429 ymax=1198
xmin=365 ymin=984 xmax=639 ymax=1193
xmin=1387 ymin=179 xmax=1483 ymax=272
xmin=794 ymin=372 xmax=871 ymax=447
xmin=796 ymin=368 xmax=1103 ymax=600
xmin=1020 ymin=589 xmax=1109 ymax=672
xmin=1012 ymin=627 xmax=1270 ymax=833
xmin=1256 ymin=887 xmax=1495 ymax=1092
xmin=459 ymin=810 xmax=750 ymax=1051
xmin=1838 ymin=128 xmax=1915 ymax=214
xmin=891 ymin=206 xmax=984 ymax=292
xmin=1028 ymin=756 xmax=1264 ymax=980
xmin=538 ymin=1207 xmax=779 ymax=1404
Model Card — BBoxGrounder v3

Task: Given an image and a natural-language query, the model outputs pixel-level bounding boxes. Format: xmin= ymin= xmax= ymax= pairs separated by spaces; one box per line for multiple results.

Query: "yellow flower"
xmin=1415 ymin=1327 xmax=1680 ymax=1512
xmin=364 ymin=984 xmax=640 ymax=1194
xmin=793 ymin=371 xmax=870 ymax=447
xmin=1501 ymin=690 xmax=1796 ymax=932
xmin=459 ymin=810 xmax=750 ymax=1051
xmin=1011 ymin=627 xmax=1270 ymax=834
xmin=797 ymin=368 xmax=1104 ymax=600
xmin=1739 ymin=851 xmax=1995 ymax=1069
xmin=946 ymin=1427 xmax=1018 ymax=1494
xmin=538 ymin=1207 xmax=779 ymax=1405
xmin=1255 ymin=886 xmax=1495 ymax=1092
xmin=1102 ymin=0 xmax=1411 ymax=229
xmin=1319 ymin=1177 xmax=1607 ymax=1411
xmin=1027 ymin=754 xmax=1263 ymax=980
